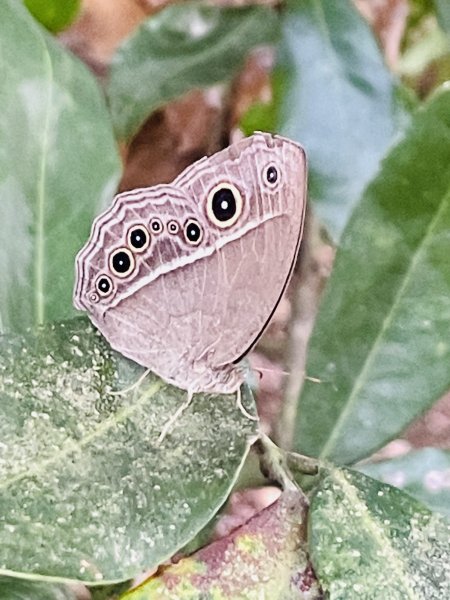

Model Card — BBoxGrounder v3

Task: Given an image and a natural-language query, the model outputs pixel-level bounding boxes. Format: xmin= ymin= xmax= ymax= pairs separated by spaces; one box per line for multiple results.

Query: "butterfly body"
xmin=74 ymin=133 xmax=307 ymax=393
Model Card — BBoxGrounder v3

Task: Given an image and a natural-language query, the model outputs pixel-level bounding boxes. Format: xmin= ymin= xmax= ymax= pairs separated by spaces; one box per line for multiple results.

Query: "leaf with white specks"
xmin=0 ymin=318 xmax=258 ymax=583
xmin=309 ymin=467 xmax=450 ymax=599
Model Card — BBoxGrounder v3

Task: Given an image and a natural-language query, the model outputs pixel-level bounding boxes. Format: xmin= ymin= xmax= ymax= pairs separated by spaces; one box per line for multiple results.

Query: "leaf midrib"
xmin=320 ymin=187 xmax=450 ymax=459
xmin=332 ymin=469 xmax=418 ymax=599
xmin=34 ymin=36 xmax=53 ymax=328
xmin=0 ymin=380 xmax=163 ymax=490
xmin=115 ymin=6 xmax=278 ymax=134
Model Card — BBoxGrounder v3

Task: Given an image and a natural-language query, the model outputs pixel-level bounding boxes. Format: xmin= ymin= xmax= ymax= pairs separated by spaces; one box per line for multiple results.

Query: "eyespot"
xmin=184 ymin=219 xmax=203 ymax=245
xmin=127 ymin=225 xmax=150 ymax=252
xmin=109 ymin=247 xmax=135 ymax=278
xmin=168 ymin=220 xmax=179 ymax=235
xmin=96 ymin=275 xmax=113 ymax=297
xmin=150 ymin=218 xmax=163 ymax=234
xmin=206 ymin=183 xmax=243 ymax=228
xmin=89 ymin=292 xmax=99 ymax=303
xmin=264 ymin=164 xmax=279 ymax=186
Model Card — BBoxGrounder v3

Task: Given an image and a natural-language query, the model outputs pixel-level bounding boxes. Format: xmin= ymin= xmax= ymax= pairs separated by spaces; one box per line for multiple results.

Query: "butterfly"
xmin=74 ymin=132 xmax=307 ymax=399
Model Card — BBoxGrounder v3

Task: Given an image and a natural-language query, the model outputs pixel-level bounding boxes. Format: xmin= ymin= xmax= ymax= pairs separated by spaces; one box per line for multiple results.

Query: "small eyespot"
xmin=150 ymin=218 xmax=163 ymax=234
xmin=96 ymin=275 xmax=113 ymax=297
xmin=264 ymin=164 xmax=279 ymax=186
xmin=206 ymin=183 xmax=243 ymax=228
xmin=89 ymin=292 xmax=99 ymax=303
xmin=127 ymin=225 xmax=150 ymax=252
xmin=184 ymin=219 xmax=203 ymax=245
xmin=168 ymin=220 xmax=179 ymax=234
xmin=109 ymin=247 xmax=135 ymax=278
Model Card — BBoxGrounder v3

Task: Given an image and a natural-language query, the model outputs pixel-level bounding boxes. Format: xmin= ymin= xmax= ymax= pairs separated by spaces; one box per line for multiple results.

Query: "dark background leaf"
xmin=276 ymin=0 xmax=409 ymax=239
xmin=107 ymin=3 xmax=280 ymax=140
xmin=295 ymin=87 xmax=450 ymax=464
xmin=0 ymin=576 xmax=78 ymax=600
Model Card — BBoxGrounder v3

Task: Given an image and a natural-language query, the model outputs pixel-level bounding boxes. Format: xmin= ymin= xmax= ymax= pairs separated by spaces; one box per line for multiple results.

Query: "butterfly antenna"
xmin=255 ymin=366 xmax=290 ymax=378
xmin=236 ymin=387 xmax=258 ymax=421
xmin=110 ymin=368 xmax=151 ymax=396
xmin=156 ymin=389 xmax=194 ymax=446
xmin=305 ymin=375 xmax=322 ymax=384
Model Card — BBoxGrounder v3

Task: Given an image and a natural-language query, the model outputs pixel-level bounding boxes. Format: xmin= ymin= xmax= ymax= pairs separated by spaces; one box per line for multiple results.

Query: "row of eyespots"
xmin=92 ymin=166 xmax=279 ymax=301
xmin=93 ymin=217 xmax=204 ymax=299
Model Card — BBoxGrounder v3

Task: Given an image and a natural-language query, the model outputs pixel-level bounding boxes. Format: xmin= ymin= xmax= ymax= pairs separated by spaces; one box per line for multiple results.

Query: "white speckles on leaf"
xmin=0 ymin=317 xmax=258 ymax=582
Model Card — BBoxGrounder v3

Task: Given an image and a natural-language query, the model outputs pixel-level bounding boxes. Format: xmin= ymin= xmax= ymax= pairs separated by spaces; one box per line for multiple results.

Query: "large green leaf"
xmin=360 ymin=448 xmax=450 ymax=517
xmin=310 ymin=467 xmax=450 ymax=599
xmin=276 ymin=0 xmax=408 ymax=239
xmin=0 ymin=0 xmax=121 ymax=334
xmin=0 ymin=577 xmax=77 ymax=600
xmin=295 ymin=86 xmax=450 ymax=464
xmin=107 ymin=3 xmax=280 ymax=140
xmin=0 ymin=318 xmax=257 ymax=583
xmin=435 ymin=0 xmax=450 ymax=33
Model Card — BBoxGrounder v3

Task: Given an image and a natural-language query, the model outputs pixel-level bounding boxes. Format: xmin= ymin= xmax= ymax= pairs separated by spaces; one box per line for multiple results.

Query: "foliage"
xmin=295 ymin=87 xmax=450 ymax=464
xmin=1 ymin=0 xmax=449 ymax=598
xmin=0 ymin=0 xmax=120 ymax=333
xmin=24 ymin=0 xmax=81 ymax=33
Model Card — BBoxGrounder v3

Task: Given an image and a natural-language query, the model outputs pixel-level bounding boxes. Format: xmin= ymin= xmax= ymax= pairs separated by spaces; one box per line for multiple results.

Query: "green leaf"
xmin=434 ymin=0 xmax=450 ymax=33
xmin=107 ymin=3 xmax=280 ymax=140
xmin=0 ymin=318 xmax=257 ymax=583
xmin=295 ymin=86 xmax=450 ymax=464
xmin=276 ymin=0 xmax=408 ymax=239
xmin=121 ymin=491 xmax=321 ymax=600
xmin=0 ymin=0 xmax=121 ymax=334
xmin=24 ymin=0 xmax=81 ymax=33
xmin=360 ymin=448 xmax=450 ymax=518
xmin=310 ymin=467 xmax=450 ymax=599
xmin=0 ymin=576 xmax=77 ymax=600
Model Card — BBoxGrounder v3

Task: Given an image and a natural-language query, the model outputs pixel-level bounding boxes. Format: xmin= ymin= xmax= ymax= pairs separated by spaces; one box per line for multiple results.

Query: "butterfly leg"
xmin=236 ymin=386 xmax=258 ymax=421
xmin=156 ymin=389 xmax=194 ymax=446
xmin=110 ymin=368 xmax=151 ymax=396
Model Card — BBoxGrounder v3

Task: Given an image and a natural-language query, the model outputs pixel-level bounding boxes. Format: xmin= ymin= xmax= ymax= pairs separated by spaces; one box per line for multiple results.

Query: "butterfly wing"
xmin=74 ymin=133 xmax=307 ymax=391
xmin=173 ymin=132 xmax=307 ymax=367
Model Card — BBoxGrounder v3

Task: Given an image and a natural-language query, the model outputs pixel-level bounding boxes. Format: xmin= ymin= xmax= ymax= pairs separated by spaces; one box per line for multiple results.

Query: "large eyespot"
xmin=168 ymin=220 xmax=179 ymax=235
xmin=206 ymin=183 xmax=243 ymax=228
xmin=184 ymin=219 xmax=203 ymax=246
xmin=127 ymin=225 xmax=150 ymax=252
xmin=150 ymin=218 xmax=163 ymax=234
xmin=96 ymin=274 xmax=113 ymax=297
xmin=109 ymin=248 xmax=135 ymax=278
xmin=264 ymin=164 xmax=279 ymax=187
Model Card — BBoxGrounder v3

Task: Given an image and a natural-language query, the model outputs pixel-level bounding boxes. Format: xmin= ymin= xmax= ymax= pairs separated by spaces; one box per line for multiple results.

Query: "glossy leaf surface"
xmin=277 ymin=0 xmax=408 ymax=239
xmin=361 ymin=448 xmax=450 ymax=517
xmin=0 ymin=319 xmax=257 ymax=583
xmin=295 ymin=87 xmax=450 ymax=464
xmin=310 ymin=467 xmax=450 ymax=599
xmin=0 ymin=0 xmax=121 ymax=333
xmin=108 ymin=4 xmax=279 ymax=139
